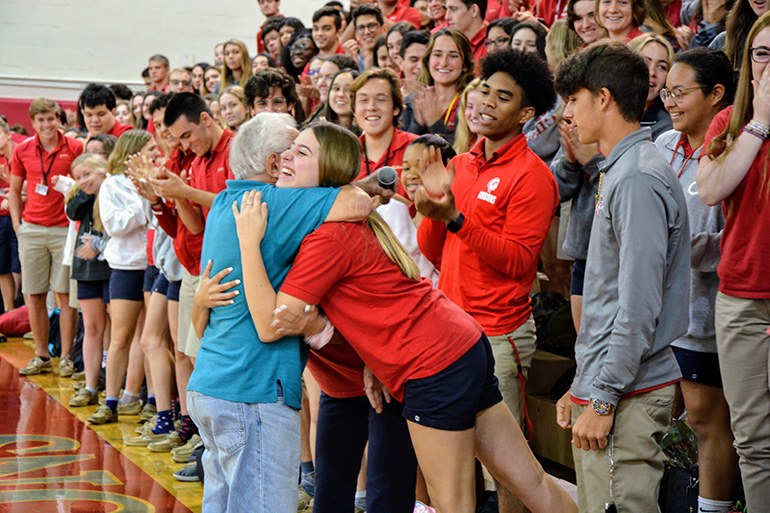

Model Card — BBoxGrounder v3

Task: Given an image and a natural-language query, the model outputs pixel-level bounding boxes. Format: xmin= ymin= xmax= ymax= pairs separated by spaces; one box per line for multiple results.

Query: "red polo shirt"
xmin=11 ymin=132 xmax=83 ymax=227
xmin=358 ymin=129 xmax=417 ymax=197
xmin=107 ymin=120 xmax=132 ymax=138
xmin=468 ymin=22 xmax=488 ymax=69
xmin=417 ymin=134 xmax=559 ymax=334
xmin=153 ymin=148 xmax=203 ymax=275
xmin=189 ymin=128 xmax=235 ymax=219
xmin=386 ymin=3 xmax=423 ymax=29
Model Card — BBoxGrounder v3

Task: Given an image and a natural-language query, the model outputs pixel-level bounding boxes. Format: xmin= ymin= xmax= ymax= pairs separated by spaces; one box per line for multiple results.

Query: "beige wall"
xmin=0 ymin=0 xmax=318 ymax=101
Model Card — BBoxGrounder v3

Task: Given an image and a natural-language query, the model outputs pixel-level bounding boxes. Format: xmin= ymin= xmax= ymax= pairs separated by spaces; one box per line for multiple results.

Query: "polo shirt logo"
xmin=486 ymin=177 xmax=500 ymax=193
xmin=477 ymin=177 xmax=500 ymax=204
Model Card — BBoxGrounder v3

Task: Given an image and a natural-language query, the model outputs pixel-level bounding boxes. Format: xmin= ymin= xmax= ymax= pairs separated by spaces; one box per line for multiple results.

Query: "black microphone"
xmin=376 ymin=166 xmax=398 ymax=205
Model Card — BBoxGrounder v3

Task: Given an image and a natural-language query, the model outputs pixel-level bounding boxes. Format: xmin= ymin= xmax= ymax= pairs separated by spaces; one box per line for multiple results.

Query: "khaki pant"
xmin=715 ymin=292 xmax=770 ymax=511
xmin=16 ymin=223 xmax=69 ymax=294
xmin=487 ymin=315 xmax=536 ymax=424
xmin=177 ymin=267 xmax=201 ymax=358
xmin=571 ymin=385 xmax=674 ymax=513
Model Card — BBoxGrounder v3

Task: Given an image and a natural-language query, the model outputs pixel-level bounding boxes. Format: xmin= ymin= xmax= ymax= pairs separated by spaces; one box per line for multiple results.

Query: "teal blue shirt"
xmin=188 ymin=180 xmax=338 ymax=408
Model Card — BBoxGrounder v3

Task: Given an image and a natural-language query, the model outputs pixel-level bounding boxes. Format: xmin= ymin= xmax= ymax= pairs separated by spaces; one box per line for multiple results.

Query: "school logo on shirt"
xmin=477 ymin=177 xmax=500 ymax=204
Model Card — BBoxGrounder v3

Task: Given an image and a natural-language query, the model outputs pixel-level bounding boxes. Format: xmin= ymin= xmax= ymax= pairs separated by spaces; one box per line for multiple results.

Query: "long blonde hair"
xmin=310 ymin=122 xmax=420 ymax=280
xmin=68 ymin=153 xmax=108 ymax=231
xmin=107 ymin=130 xmax=152 ymax=176
xmin=453 ymin=78 xmax=482 ymax=154
xmin=221 ymin=39 xmax=253 ymax=89
xmin=707 ymin=11 xmax=770 ymax=217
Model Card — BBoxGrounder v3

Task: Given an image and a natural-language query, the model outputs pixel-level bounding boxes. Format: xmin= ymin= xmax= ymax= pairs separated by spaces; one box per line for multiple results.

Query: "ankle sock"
xmin=147 ymin=395 xmax=156 ymax=407
xmin=300 ymin=460 xmax=314 ymax=476
xmin=101 ymin=352 xmax=107 ymax=368
xmin=171 ymin=396 xmax=180 ymax=421
xmin=105 ymin=398 xmax=119 ymax=413
xmin=152 ymin=410 xmax=174 ymax=435
xmin=119 ymin=390 xmax=139 ymax=406
xmin=178 ymin=415 xmax=198 ymax=443
xmin=300 ymin=461 xmax=315 ymax=495
xmin=85 ymin=386 xmax=97 ymax=396
xmin=698 ymin=497 xmax=734 ymax=513
xmin=354 ymin=491 xmax=366 ymax=511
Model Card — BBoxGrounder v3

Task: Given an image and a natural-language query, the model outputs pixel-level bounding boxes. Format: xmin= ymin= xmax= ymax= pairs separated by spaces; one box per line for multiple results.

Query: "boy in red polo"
xmin=415 ymin=48 xmax=558 ymax=513
xmin=9 ymin=98 xmax=82 ymax=376
xmin=79 ymin=84 xmax=132 ymax=138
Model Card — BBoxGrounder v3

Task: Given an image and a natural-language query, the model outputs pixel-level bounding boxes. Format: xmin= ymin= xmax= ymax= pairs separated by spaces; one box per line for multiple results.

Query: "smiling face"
xmin=83 ymin=104 xmax=116 ymax=136
xmin=414 ymin=0 xmax=431 ymax=26
xmin=72 ymin=163 xmax=106 ymax=195
xmin=464 ymin=89 xmax=482 ymax=134
xmin=290 ymin=36 xmax=315 ymax=69
xmin=477 ymin=71 xmax=533 ymax=141
xmin=428 ymin=0 xmax=447 ymax=20
xmin=151 ymin=107 xmax=179 ymax=150
xmin=220 ymin=92 xmax=249 ymax=129
xmin=139 ymin=138 xmax=161 ymax=166
xmin=387 ymin=31 xmax=404 ymax=69
xmin=278 ymin=129 xmax=321 ymax=188
xmin=639 ymin=41 xmax=669 ymax=105
xmin=204 ymin=68 xmax=222 ymax=92
xmin=402 ymin=42 xmax=427 ymax=81
xmin=252 ymin=55 xmax=271 ymax=74
xmin=115 ymin=104 xmax=131 ymax=125
xmin=400 ymin=143 xmax=426 ymax=201
xmin=662 ymin=63 xmax=715 ymax=137
xmin=132 ymin=95 xmax=144 ymax=120
xmin=751 ymin=26 xmax=770 ymax=83
xmin=318 ymin=61 xmax=341 ymax=104
xmin=354 ymin=77 xmax=399 ymax=138
xmin=355 ymin=14 xmax=383 ymax=51
xmin=573 ymin=0 xmax=602 ymax=44
xmin=329 ymin=72 xmax=355 ymax=117
xmin=511 ymin=27 xmax=539 ymax=55
xmin=252 ymin=86 xmax=291 ymax=114
xmin=313 ymin=15 xmax=339 ymax=53
xmin=599 ymin=0 xmax=634 ymax=38
xmin=224 ymin=43 xmax=243 ymax=72
xmin=562 ymin=87 xmax=601 ymax=144
xmin=750 ymin=0 xmax=770 ymax=16
xmin=429 ymin=35 xmax=464 ymax=87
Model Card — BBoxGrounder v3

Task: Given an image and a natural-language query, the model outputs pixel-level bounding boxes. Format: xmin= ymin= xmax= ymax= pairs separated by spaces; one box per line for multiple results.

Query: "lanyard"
xmin=669 ymin=134 xmax=700 ymax=179
xmin=443 ymin=93 xmax=460 ymax=126
xmin=37 ymin=145 xmax=60 ymax=186
xmin=363 ymin=135 xmax=393 ymax=176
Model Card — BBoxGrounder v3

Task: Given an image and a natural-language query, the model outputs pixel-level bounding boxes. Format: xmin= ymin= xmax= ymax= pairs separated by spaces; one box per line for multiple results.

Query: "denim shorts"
xmin=402 ymin=334 xmax=502 ymax=431
xmin=143 ymin=265 xmax=159 ymax=293
xmin=672 ymin=346 xmax=723 ymax=388
xmin=109 ymin=269 xmax=145 ymax=302
xmin=77 ymin=279 xmax=110 ymax=303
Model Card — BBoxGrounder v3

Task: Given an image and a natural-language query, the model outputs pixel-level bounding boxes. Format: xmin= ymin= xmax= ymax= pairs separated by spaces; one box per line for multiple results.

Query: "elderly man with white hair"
xmin=186 ymin=112 xmax=373 ymax=513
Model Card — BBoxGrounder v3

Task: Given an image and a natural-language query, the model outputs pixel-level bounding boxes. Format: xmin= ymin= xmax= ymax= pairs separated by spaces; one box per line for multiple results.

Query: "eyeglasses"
xmin=750 ymin=46 xmax=770 ymax=64
xmin=307 ymin=68 xmax=323 ymax=76
xmin=659 ymin=86 xmax=704 ymax=104
xmin=254 ymin=97 xmax=288 ymax=111
xmin=485 ymin=36 xmax=511 ymax=49
xmin=290 ymin=43 xmax=313 ymax=53
xmin=356 ymin=22 xmax=381 ymax=33
xmin=170 ymin=79 xmax=192 ymax=87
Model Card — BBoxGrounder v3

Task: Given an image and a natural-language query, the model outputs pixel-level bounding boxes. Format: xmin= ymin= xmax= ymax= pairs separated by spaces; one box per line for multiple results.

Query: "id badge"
xmin=35 ymin=183 xmax=49 ymax=196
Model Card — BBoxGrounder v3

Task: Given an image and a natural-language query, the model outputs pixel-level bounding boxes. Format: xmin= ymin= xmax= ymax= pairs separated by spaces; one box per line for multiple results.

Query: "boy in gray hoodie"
xmin=553 ymin=41 xmax=690 ymax=512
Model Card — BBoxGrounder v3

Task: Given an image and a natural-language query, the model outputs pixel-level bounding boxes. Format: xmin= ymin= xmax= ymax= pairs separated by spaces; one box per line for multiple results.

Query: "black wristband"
xmin=447 ymin=213 xmax=465 ymax=233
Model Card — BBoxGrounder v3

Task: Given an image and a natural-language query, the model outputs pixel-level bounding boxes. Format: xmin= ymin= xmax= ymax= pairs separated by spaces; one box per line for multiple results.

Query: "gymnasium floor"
xmin=0 ymin=336 xmax=202 ymax=513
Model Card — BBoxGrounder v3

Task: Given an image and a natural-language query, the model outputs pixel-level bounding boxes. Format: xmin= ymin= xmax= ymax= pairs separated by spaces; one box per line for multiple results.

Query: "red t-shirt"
xmin=469 ymin=22 xmax=489 ymax=71
xmin=358 ymin=129 xmax=417 ymax=197
xmin=307 ymin=341 xmax=366 ymax=399
xmin=417 ymin=134 xmax=559 ymax=335
xmin=386 ymin=3 xmax=423 ymax=29
xmin=153 ymin=148 xmax=203 ymax=275
xmin=107 ymin=120 xmax=132 ymax=138
xmin=623 ymin=27 xmax=645 ymax=42
xmin=188 ymin=129 xmax=235 ymax=219
xmin=11 ymin=132 xmax=83 ymax=227
xmin=703 ymin=106 xmax=770 ymax=298
xmin=281 ymin=221 xmax=482 ymax=401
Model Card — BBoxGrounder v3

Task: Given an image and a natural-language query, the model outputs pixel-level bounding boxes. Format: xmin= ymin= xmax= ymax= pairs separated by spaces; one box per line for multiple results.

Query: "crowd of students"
xmin=2 ymin=0 xmax=769 ymax=512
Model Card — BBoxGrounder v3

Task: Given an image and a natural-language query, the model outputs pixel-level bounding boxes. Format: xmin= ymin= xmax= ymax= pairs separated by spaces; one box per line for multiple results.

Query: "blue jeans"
xmin=188 ymin=388 xmax=301 ymax=513
xmin=314 ymin=393 xmax=417 ymax=513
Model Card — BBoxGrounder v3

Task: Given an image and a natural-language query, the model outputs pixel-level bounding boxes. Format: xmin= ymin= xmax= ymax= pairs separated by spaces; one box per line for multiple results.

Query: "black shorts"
xmin=570 ymin=258 xmax=586 ymax=296
xmin=77 ymin=279 xmax=110 ymax=303
xmin=143 ymin=265 xmax=160 ymax=293
xmin=673 ymin=346 xmax=723 ymax=388
xmin=0 ymin=216 xmax=20 ymax=275
xmin=402 ymin=334 xmax=503 ymax=431
xmin=167 ymin=280 xmax=181 ymax=302
xmin=109 ymin=269 xmax=145 ymax=302
xmin=151 ymin=273 xmax=169 ymax=296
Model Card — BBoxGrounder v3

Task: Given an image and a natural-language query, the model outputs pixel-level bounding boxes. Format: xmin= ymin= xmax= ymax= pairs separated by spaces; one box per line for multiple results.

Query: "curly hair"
xmin=481 ymin=46 xmax=556 ymax=117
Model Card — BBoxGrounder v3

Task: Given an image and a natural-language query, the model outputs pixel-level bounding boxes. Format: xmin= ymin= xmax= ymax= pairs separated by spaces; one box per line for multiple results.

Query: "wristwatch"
xmin=589 ymin=398 xmax=616 ymax=416
xmin=447 ymin=213 xmax=465 ymax=233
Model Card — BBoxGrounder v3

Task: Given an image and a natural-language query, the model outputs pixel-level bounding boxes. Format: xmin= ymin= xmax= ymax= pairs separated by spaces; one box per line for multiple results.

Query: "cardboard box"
xmin=526 ymin=394 xmax=574 ymax=469
xmin=526 ymin=350 xmax=576 ymax=396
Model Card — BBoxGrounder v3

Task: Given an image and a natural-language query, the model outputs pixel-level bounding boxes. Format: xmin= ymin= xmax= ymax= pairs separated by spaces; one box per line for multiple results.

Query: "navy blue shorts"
xmin=0 ymin=216 xmax=20 ymax=275
xmin=77 ymin=279 xmax=110 ymax=303
xmin=109 ymin=269 xmax=145 ymax=302
xmin=151 ymin=273 xmax=169 ymax=296
xmin=402 ymin=334 xmax=503 ymax=431
xmin=167 ymin=280 xmax=181 ymax=302
xmin=570 ymin=258 xmax=587 ymax=296
xmin=143 ymin=265 xmax=160 ymax=293
xmin=673 ymin=346 xmax=723 ymax=388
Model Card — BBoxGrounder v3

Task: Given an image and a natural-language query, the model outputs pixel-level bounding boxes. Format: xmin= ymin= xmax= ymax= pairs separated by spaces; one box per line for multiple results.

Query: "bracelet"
xmin=305 ymin=314 xmax=334 ymax=350
xmin=748 ymin=118 xmax=770 ymax=133
xmin=151 ymin=199 xmax=163 ymax=209
xmin=743 ymin=126 xmax=768 ymax=141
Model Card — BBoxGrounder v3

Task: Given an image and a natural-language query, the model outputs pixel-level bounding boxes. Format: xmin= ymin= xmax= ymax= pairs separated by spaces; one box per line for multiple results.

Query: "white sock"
xmin=698 ymin=497 xmax=734 ymax=513
xmin=119 ymin=390 xmax=139 ymax=406
xmin=101 ymin=352 xmax=108 ymax=368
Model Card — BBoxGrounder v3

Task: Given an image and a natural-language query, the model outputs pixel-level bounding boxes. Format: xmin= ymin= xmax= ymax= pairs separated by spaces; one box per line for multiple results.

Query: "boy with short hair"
xmin=554 ymin=41 xmax=689 ymax=512
xmin=79 ymin=83 xmax=131 ymax=137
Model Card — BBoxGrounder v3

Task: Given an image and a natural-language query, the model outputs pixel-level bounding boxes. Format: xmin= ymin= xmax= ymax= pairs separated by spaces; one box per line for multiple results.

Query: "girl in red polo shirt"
xmin=234 ymin=122 xmax=576 ymax=513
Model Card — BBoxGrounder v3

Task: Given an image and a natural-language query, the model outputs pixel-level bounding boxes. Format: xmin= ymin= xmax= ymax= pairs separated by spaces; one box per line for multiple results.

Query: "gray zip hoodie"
xmin=571 ymin=128 xmax=689 ymax=405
